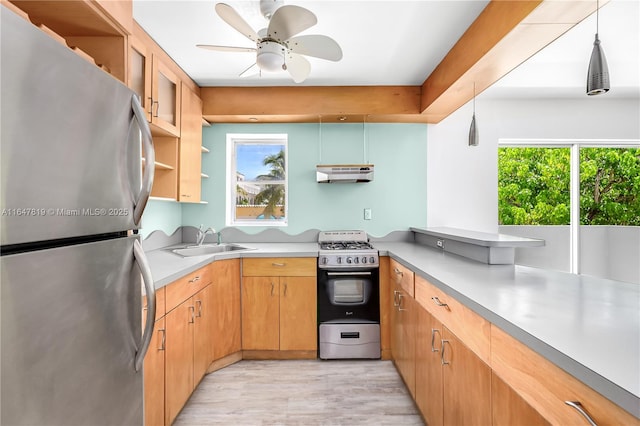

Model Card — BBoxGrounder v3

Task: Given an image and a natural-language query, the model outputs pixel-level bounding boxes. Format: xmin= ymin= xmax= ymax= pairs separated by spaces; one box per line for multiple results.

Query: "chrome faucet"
xmin=196 ymin=225 xmax=216 ymax=246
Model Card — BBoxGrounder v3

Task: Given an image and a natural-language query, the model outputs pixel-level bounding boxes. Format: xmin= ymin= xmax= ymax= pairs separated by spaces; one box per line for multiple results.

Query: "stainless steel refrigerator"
xmin=1 ymin=8 xmax=156 ymax=425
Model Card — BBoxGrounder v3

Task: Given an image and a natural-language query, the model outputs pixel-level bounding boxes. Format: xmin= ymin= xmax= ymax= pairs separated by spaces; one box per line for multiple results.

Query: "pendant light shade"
xmin=587 ymin=34 xmax=610 ymax=95
xmin=586 ymin=0 xmax=610 ymax=96
xmin=469 ymin=113 xmax=479 ymax=146
xmin=468 ymin=83 xmax=479 ymax=146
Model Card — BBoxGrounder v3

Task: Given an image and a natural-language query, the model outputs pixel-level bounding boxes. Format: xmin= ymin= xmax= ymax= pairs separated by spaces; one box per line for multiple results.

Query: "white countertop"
xmin=144 ymin=238 xmax=639 ymax=418
xmin=374 ymin=242 xmax=639 ymax=418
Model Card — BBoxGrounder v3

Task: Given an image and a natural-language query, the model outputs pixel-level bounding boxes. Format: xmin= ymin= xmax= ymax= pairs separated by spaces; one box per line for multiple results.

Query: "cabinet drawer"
xmin=414 ymin=275 xmax=490 ymax=364
xmin=389 ymin=259 xmax=414 ymax=297
xmin=143 ymin=286 xmax=166 ymax=321
xmin=242 ymin=257 xmax=316 ymax=277
xmin=165 ymin=266 xmax=211 ymax=313
xmin=491 ymin=325 xmax=637 ymax=426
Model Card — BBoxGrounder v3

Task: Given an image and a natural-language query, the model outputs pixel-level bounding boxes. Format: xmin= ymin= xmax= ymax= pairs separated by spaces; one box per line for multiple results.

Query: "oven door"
xmin=317 ymin=269 xmax=380 ymax=323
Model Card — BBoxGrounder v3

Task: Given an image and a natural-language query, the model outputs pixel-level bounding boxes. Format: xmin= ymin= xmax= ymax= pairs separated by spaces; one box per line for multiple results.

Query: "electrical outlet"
xmin=436 ymin=239 xmax=445 ymax=249
xmin=364 ymin=208 xmax=372 ymax=220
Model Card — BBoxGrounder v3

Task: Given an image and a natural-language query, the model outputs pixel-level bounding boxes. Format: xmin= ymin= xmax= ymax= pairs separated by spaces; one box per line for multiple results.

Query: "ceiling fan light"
xmin=260 ymin=0 xmax=284 ymax=19
xmin=586 ymin=34 xmax=610 ymax=95
xmin=256 ymin=41 xmax=284 ymax=71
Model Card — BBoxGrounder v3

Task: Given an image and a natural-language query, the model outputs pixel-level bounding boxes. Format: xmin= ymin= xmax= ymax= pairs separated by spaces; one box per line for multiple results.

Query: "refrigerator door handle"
xmin=134 ymin=239 xmax=156 ymax=372
xmin=131 ymin=95 xmax=155 ymax=226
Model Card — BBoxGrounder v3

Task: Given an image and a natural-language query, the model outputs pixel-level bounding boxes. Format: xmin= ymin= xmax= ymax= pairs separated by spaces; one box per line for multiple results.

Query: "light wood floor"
xmin=174 ymin=359 xmax=424 ymax=425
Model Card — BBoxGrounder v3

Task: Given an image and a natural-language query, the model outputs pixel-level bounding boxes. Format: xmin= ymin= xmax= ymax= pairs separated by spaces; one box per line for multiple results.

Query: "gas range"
xmin=318 ymin=230 xmax=379 ymax=269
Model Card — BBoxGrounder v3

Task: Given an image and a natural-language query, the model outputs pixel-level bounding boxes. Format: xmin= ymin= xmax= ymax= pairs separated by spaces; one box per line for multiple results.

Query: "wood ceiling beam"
xmin=420 ymin=0 xmax=603 ymax=122
xmin=201 ymin=0 xmax=602 ymax=124
xmin=201 ymin=86 xmax=422 ymax=123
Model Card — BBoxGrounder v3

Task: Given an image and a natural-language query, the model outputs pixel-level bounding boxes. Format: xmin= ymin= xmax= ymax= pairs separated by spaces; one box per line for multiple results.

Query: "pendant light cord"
xmin=473 ymin=82 xmax=476 ymax=114
xmin=596 ymin=0 xmax=599 ymax=35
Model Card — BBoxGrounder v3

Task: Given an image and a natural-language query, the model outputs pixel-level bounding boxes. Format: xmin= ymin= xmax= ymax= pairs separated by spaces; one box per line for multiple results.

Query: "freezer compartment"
xmin=0 ymin=236 xmax=144 ymax=426
xmin=1 ymin=9 xmax=146 ymax=245
xmin=319 ymin=323 xmax=381 ymax=359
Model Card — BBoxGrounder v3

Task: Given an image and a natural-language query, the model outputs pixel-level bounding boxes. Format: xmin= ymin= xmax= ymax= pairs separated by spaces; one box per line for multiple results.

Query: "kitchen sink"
xmin=171 ymin=244 xmax=251 ymax=257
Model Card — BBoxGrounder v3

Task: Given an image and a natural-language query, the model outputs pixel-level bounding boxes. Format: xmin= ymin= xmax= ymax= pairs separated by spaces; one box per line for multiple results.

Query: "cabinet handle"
xmin=431 ymin=328 xmax=442 ymax=352
xmin=432 ymin=296 xmax=449 ymax=310
xmin=152 ymin=100 xmax=159 ymax=118
xmin=196 ymin=300 xmax=203 ymax=317
xmin=271 ymin=282 xmax=275 ymax=296
xmin=393 ymin=290 xmax=400 ymax=307
xmin=283 ymin=282 xmax=288 ymax=296
xmin=398 ymin=293 xmax=407 ymax=311
xmin=189 ymin=306 xmax=195 ymax=323
xmin=565 ymin=401 xmax=598 ymax=426
xmin=441 ymin=339 xmax=450 ymax=365
xmin=189 ymin=276 xmax=201 ymax=283
xmin=158 ymin=328 xmax=166 ymax=351
xmin=272 ymin=262 xmax=286 ymax=267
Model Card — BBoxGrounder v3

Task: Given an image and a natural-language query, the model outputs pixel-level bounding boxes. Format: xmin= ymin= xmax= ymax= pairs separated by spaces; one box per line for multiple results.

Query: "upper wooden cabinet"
xmin=128 ymin=34 xmax=152 ymax=120
xmin=8 ymin=0 xmax=130 ymax=82
xmin=150 ymin=56 xmax=182 ymax=137
xmin=178 ymin=84 xmax=203 ymax=203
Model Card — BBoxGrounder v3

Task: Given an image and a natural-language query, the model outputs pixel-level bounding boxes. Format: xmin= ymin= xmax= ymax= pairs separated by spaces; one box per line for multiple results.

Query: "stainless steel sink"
xmin=171 ymin=244 xmax=251 ymax=257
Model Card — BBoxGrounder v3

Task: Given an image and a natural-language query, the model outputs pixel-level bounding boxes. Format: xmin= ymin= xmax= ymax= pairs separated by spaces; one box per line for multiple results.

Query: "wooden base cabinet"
xmin=164 ymin=298 xmax=194 ymax=426
xmin=390 ymin=259 xmax=416 ymax=397
xmin=491 ymin=372 xmax=550 ymax=426
xmin=242 ymin=258 xmax=317 ymax=354
xmin=211 ymin=259 xmax=241 ymax=361
xmin=415 ymin=306 xmax=443 ymax=426
xmin=241 ymin=276 xmax=317 ymax=351
xmin=144 ymin=317 xmax=166 ymax=426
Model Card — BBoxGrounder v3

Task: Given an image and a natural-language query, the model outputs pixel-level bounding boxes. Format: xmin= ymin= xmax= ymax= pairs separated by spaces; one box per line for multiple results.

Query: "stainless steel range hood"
xmin=316 ymin=164 xmax=374 ymax=183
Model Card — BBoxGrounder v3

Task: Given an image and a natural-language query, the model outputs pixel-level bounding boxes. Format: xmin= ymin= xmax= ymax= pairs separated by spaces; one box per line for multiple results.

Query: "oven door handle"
xmin=326 ymin=271 xmax=372 ymax=276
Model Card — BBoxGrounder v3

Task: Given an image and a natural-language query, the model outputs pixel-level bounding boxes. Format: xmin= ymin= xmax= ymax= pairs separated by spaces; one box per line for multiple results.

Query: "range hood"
xmin=316 ymin=164 xmax=374 ymax=183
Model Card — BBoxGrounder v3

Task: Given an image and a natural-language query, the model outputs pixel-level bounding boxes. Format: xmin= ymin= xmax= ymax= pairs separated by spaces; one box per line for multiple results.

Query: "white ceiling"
xmin=133 ymin=0 xmax=640 ymax=99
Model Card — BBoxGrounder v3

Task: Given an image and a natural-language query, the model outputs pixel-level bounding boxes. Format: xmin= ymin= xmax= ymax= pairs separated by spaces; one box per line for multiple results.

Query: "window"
xmin=498 ymin=140 xmax=640 ymax=282
xmin=226 ymin=134 xmax=287 ymax=226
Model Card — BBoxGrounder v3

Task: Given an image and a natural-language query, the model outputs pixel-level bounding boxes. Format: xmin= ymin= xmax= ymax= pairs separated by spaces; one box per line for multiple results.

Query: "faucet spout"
xmin=196 ymin=225 xmax=216 ymax=246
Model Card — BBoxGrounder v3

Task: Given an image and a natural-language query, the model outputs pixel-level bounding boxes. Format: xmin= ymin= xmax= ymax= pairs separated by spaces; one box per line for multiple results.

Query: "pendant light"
xmin=468 ymin=82 xmax=479 ymax=146
xmin=586 ymin=0 xmax=610 ymax=95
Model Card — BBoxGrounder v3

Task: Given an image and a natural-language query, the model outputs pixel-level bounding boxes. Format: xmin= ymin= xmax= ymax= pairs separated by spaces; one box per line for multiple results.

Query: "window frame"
xmin=498 ymin=138 xmax=640 ymax=273
xmin=226 ymin=133 xmax=288 ymax=227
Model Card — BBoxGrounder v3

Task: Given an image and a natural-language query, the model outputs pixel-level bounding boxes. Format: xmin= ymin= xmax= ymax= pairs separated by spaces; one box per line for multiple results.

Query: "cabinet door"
xmin=178 ymin=83 xmax=202 ymax=203
xmin=415 ymin=305 xmax=443 ymax=426
xmin=144 ymin=317 xmax=166 ymax=426
xmin=211 ymin=259 xmax=241 ymax=360
xmin=242 ymin=276 xmax=279 ymax=350
xmin=442 ymin=327 xmax=491 ymax=426
xmin=398 ymin=289 xmax=417 ymax=397
xmin=492 ymin=372 xmax=550 ymax=426
xmin=193 ymin=285 xmax=214 ymax=385
xmin=129 ymin=35 xmax=152 ymax=121
xmin=151 ymin=56 xmax=181 ymax=136
xmin=165 ymin=298 xmax=194 ymax=425
xmin=279 ymin=276 xmax=317 ymax=351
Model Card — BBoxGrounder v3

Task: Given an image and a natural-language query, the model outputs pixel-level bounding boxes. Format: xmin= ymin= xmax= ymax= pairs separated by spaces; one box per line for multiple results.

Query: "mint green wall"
xmin=140 ymin=199 xmax=182 ymax=238
xmin=143 ymin=123 xmax=428 ymax=238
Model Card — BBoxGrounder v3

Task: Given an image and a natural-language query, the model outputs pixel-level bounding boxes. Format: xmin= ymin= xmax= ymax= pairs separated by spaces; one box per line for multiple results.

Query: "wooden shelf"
xmin=149 ymin=196 xmax=179 ymax=202
xmin=141 ymin=158 xmax=175 ymax=171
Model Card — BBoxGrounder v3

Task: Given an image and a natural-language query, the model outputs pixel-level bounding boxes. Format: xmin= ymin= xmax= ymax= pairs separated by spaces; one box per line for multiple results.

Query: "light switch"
xmin=364 ymin=208 xmax=372 ymax=220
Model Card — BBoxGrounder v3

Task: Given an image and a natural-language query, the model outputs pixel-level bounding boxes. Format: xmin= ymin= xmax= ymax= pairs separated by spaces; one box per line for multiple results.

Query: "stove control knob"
xmin=354 ymin=257 xmax=359 ymax=264
xmin=346 ymin=257 xmax=352 ymax=264
xmin=337 ymin=257 xmax=342 ymax=264
xmin=362 ymin=257 xmax=367 ymax=264
xmin=321 ymin=257 xmax=328 ymax=265
xmin=369 ymin=257 xmax=375 ymax=264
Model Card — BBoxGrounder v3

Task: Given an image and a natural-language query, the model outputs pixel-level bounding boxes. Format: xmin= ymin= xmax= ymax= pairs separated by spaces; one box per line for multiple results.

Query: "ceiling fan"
xmin=197 ymin=1 xmax=343 ymax=83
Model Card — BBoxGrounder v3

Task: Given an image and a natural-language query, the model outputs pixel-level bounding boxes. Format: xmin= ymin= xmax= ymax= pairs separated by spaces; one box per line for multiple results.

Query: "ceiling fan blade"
xmin=287 ymin=35 xmax=343 ymax=62
xmin=285 ymin=53 xmax=311 ymax=83
xmin=239 ymin=63 xmax=260 ymax=78
xmin=267 ymin=5 xmax=317 ymax=42
xmin=215 ymin=3 xmax=259 ymax=42
xmin=197 ymin=44 xmax=256 ymax=53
